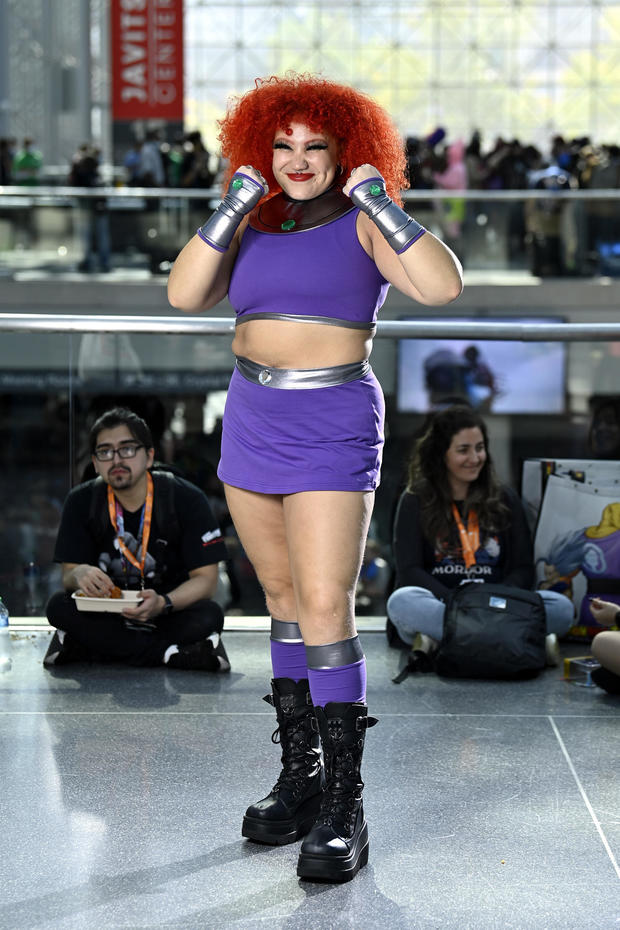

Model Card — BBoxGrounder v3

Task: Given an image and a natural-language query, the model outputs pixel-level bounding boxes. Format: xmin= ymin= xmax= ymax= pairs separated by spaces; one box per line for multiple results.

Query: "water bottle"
xmin=0 ymin=598 xmax=12 ymax=672
xmin=24 ymin=562 xmax=41 ymax=615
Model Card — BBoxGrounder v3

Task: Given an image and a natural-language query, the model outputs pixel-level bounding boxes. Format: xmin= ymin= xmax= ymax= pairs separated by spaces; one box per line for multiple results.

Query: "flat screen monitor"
xmin=396 ymin=318 xmax=566 ymax=415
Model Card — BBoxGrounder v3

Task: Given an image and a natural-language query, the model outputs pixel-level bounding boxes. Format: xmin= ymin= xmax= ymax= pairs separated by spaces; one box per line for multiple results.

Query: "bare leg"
xmin=223 ymin=485 xmax=295 ymax=620
xmin=283 ymin=490 xmax=374 ymax=645
xmin=592 ymin=631 xmax=620 ymax=675
xmin=224 ymin=485 xmax=374 ymax=642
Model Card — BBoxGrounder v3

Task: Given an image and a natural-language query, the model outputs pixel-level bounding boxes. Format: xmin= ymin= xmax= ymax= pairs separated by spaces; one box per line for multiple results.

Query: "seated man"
xmin=44 ymin=406 xmax=230 ymax=672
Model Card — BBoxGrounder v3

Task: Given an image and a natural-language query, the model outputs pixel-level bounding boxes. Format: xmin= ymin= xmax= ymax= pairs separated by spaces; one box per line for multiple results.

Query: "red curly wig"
xmin=217 ymin=73 xmax=408 ymax=205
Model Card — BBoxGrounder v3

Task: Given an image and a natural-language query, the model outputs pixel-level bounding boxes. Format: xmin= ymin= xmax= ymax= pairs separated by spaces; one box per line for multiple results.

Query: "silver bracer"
xmin=349 ymin=175 xmax=426 ymax=254
xmin=197 ymin=171 xmax=266 ymax=252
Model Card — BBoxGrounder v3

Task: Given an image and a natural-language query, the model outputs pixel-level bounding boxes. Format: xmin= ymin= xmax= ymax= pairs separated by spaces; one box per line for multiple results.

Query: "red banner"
xmin=110 ymin=0 xmax=184 ymax=121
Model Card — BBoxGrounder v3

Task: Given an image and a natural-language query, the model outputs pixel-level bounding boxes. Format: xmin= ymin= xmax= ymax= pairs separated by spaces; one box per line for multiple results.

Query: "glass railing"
xmin=1 ymin=313 xmax=620 ymax=618
xmin=1 ymin=186 xmax=619 ymax=277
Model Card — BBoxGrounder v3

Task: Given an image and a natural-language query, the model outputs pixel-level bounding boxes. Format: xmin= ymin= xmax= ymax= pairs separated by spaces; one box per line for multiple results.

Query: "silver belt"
xmin=235 ymin=355 xmax=370 ymax=389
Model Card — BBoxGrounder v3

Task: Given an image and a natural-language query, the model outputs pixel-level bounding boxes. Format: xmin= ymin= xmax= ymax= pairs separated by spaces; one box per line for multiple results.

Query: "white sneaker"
xmin=545 ymin=633 xmax=561 ymax=667
xmin=206 ymin=632 xmax=231 ymax=672
xmin=412 ymin=632 xmax=438 ymax=655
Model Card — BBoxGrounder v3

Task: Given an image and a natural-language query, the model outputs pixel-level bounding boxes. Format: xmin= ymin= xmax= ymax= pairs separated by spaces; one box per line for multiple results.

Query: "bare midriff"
xmin=231 ymin=318 xmax=373 ymax=369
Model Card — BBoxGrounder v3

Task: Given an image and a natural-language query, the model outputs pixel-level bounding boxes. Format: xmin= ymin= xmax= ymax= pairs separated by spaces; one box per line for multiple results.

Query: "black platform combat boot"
xmin=296 ymin=701 xmax=378 ymax=882
xmin=242 ymin=678 xmax=324 ymax=845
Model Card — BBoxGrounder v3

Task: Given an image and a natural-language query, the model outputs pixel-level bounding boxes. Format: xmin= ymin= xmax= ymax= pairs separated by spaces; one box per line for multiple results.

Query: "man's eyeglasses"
xmin=94 ymin=444 xmax=144 ymax=462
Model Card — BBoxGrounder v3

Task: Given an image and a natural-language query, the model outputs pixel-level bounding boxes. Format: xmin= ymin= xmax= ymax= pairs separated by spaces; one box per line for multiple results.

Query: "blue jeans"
xmin=387 ymin=585 xmax=574 ymax=647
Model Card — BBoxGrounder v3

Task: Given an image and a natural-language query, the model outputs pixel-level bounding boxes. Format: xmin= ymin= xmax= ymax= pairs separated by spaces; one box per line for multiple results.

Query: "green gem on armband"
xmin=281 ymin=219 xmax=296 ymax=231
xmin=232 ymin=178 xmax=243 ymax=190
xmin=369 ymin=184 xmax=382 ymax=196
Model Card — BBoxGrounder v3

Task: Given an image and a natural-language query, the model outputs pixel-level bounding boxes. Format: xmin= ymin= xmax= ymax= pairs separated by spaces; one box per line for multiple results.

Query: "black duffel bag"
xmin=434 ymin=582 xmax=546 ymax=680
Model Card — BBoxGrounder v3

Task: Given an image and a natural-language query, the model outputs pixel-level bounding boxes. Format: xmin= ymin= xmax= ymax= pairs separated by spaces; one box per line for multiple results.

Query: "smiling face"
xmin=444 ymin=426 xmax=487 ymax=499
xmin=272 ymin=121 xmax=339 ymax=200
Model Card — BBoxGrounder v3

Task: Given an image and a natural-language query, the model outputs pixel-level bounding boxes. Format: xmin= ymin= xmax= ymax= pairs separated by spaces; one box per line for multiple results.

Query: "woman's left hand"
xmin=343 ymin=164 xmax=383 ymax=197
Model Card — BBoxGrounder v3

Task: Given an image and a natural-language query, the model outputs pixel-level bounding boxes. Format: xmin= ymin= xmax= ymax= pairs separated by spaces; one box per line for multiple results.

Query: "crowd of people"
xmin=114 ymin=126 xmax=620 ymax=194
xmin=407 ymin=128 xmax=620 ymax=192
xmin=2 ymin=127 xmax=619 ymax=193
xmin=4 ymin=125 xmax=617 ymax=278
xmin=0 ymin=130 xmax=219 ymax=190
xmin=121 ymin=129 xmax=219 ymax=189
xmin=116 ymin=128 xmax=620 ymax=194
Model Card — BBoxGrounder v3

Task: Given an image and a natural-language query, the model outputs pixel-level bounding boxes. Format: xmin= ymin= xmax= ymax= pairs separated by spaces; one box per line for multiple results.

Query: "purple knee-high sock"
xmin=306 ymin=637 xmax=367 ymax=706
xmin=269 ymin=618 xmax=307 ymax=682
xmin=307 ymin=659 xmax=367 ymax=707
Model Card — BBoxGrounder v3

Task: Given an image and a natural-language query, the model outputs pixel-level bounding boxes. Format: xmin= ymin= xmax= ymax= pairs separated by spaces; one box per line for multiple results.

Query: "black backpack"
xmin=434 ymin=583 xmax=546 ymax=679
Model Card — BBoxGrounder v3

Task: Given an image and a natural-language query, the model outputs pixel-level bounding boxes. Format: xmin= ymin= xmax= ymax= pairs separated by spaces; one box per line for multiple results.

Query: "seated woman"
xmin=387 ymin=405 xmax=574 ymax=666
xmin=589 ymin=599 xmax=620 ymax=694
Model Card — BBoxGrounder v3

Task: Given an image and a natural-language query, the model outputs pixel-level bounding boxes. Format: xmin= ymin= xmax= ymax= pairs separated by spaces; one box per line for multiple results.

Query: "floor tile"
xmin=0 ymin=630 xmax=618 ymax=929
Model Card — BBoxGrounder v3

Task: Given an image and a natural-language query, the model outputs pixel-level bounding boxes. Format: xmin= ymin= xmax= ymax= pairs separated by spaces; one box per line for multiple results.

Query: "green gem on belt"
xmin=369 ymin=184 xmax=382 ymax=196
xmin=281 ymin=219 xmax=296 ymax=231
xmin=232 ymin=178 xmax=243 ymax=190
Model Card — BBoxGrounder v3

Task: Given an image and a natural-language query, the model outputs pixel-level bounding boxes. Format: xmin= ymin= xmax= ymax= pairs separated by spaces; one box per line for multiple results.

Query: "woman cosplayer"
xmin=168 ymin=73 xmax=463 ymax=882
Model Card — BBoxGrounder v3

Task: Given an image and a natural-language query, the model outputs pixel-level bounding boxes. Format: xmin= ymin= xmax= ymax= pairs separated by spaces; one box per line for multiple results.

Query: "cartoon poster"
xmin=521 ymin=457 xmax=620 ymax=534
xmin=534 ymin=473 xmax=620 ymax=639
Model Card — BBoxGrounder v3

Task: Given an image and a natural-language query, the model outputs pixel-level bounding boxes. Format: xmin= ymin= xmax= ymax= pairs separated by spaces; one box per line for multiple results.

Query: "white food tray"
xmin=72 ymin=591 xmax=143 ymax=613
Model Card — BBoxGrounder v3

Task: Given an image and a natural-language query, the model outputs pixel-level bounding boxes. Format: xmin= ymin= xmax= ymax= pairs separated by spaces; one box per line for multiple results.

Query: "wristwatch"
xmin=162 ymin=594 xmax=174 ymax=615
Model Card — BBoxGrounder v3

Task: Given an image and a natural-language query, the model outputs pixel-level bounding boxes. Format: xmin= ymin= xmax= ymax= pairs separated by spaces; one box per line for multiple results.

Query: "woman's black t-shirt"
xmin=392 ymin=485 xmax=534 ymax=600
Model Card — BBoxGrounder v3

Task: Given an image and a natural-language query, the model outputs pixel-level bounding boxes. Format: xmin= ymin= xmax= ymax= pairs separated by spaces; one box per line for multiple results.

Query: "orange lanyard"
xmin=451 ymin=502 xmax=480 ymax=569
xmin=107 ymin=472 xmax=153 ymax=587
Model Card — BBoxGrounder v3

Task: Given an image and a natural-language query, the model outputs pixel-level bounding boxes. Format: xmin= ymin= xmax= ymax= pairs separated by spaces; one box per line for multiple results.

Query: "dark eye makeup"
xmin=273 ymin=140 xmax=328 ymax=151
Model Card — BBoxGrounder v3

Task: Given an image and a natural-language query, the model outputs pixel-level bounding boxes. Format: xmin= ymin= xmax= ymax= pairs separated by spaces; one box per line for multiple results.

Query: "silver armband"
xmin=197 ymin=171 xmax=266 ymax=252
xmin=349 ymin=176 xmax=426 ymax=254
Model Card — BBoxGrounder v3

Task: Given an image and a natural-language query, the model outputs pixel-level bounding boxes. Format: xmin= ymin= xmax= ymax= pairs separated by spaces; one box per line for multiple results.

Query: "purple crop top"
xmin=228 ymin=209 xmax=390 ymax=329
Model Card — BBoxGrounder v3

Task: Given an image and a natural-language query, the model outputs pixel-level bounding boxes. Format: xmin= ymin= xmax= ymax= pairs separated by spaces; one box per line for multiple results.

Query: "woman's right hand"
xmin=195 ymin=167 xmax=268 ymax=253
xmin=234 ymin=165 xmax=269 ymax=200
xmin=589 ymin=597 xmax=620 ymax=627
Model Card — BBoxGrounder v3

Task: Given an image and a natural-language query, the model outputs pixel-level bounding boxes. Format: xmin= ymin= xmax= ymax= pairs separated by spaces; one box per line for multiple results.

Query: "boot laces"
xmin=270 ymin=718 xmax=317 ymax=796
xmin=316 ymin=740 xmax=362 ymax=830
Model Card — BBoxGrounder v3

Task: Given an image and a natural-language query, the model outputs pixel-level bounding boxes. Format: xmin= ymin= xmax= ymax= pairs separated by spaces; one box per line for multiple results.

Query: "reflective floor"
xmin=1 ymin=628 xmax=619 ymax=930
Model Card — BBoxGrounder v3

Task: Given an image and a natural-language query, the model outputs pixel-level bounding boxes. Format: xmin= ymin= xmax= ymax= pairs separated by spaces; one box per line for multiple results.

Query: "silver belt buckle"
xmin=258 ymin=368 xmax=272 ymax=385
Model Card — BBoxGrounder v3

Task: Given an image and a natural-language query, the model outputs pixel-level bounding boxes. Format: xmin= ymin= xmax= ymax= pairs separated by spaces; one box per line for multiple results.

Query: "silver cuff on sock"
xmin=270 ymin=618 xmax=304 ymax=643
xmin=305 ymin=636 xmax=364 ymax=669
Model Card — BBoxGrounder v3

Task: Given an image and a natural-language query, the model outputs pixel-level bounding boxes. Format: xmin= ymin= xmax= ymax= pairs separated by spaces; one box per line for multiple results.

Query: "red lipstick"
xmin=287 ymin=173 xmax=313 ymax=181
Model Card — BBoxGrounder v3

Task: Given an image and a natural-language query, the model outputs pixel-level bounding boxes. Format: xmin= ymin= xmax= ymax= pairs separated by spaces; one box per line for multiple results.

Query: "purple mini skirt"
xmin=217 ymin=366 xmax=385 ymax=494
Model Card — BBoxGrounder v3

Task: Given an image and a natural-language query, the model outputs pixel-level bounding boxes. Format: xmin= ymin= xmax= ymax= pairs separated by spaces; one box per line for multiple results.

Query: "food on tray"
xmin=76 ymin=585 xmax=123 ymax=599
